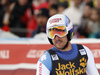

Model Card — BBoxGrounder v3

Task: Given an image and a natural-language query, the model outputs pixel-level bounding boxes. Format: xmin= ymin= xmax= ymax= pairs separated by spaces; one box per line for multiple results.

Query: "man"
xmin=49 ymin=4 xmax=58 ymax=17
xmin=62 ymin=0 xmax=83 ymax=25
xmin=36 ymin=14 xmax=99 ymax=75
xmin=31 ymin=8 xmax=49 ymax=37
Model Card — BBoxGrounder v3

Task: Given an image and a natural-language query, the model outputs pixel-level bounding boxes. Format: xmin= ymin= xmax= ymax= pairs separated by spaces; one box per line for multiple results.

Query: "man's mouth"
xmin=56 ymin=40 xmax=62 ymax=44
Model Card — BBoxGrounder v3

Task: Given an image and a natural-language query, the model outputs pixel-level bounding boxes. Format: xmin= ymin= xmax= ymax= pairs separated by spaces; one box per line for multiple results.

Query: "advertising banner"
xmin=0 ymin=39 xmax=100 ymax=75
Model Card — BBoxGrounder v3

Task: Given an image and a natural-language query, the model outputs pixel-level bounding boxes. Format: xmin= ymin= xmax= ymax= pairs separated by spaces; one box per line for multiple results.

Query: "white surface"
xmin=0 ymin=63 xmax=99 ymax=70
xmin=0 ymin=38 xmax=100 ymax=44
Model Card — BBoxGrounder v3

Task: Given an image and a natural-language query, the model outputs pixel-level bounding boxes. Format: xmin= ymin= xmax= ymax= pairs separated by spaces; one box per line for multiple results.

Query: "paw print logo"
xmin=80 ymin=57 xmax=87 ymax=67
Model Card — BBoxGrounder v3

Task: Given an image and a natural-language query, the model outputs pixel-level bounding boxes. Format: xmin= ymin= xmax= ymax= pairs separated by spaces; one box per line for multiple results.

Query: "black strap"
xmin=77 ymin=44 xmax=84 ymax=50
xmin=48 ymin=49 xmax=56 ymax=55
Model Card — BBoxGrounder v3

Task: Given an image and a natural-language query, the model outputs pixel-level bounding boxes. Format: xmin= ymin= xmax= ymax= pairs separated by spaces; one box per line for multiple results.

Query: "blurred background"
xmin=0 ymin=0 xmax=100 ymax=75
xmin=0 ymin=0 xmax=100 ymax=38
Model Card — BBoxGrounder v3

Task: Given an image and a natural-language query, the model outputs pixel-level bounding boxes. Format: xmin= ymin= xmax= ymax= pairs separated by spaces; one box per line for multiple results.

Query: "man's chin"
xmin=54 ymin=44 xmax=65 ymax=50
xmin=55 ymin=46 xmax=64 ymax=50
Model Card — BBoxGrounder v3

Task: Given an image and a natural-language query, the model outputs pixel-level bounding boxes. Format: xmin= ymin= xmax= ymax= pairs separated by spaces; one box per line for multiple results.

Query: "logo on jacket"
xmin=80 ymin=57 xmax=87 ymax=67
xmin=51 ymin=54 xmax=59 ymax=61
xmin=41 ymin=55 xmax=46 ymax=61
xmin=79 ymin=49 xmax=86 ymax=55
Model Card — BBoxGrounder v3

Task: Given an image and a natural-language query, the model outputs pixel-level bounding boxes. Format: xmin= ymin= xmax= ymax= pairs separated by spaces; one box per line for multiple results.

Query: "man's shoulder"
xmin=37 ymin=50 xmax=52 ymax=71
xmin=38 ymin=50 xmax=51 ymax=62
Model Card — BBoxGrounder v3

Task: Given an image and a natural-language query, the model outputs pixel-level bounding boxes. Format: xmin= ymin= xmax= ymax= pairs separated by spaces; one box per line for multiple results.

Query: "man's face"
xmin=74 ymin=0 xmax=82 ymax=7
xmin=96 ymin=0 xmax=100 ymax=8
xmin=52 ymin=35 xmax=68 ymax=50
xmin=83 ymin=5 xmax=91 ymax=17
xmin=36 ymin=16 xmax=48 ymax=26
xmin=49 ymin=8 xmax=57 ymax=17
xmin=18 ymin=0 xmax=28 ymax=6
xmin=1 ymin=0 xmax=7 ymax=5
xmin=83 ymin=0 xmax=91 ymax=3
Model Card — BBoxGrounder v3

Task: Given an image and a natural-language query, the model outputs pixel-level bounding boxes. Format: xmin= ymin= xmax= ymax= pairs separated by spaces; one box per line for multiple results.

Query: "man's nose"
xmin=54 ymin=35 xmax=60 ymax=39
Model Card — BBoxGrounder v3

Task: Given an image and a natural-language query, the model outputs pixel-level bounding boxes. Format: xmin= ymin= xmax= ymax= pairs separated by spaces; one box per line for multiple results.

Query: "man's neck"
xmin=59 ymin=42 xmax=72 ymax=51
